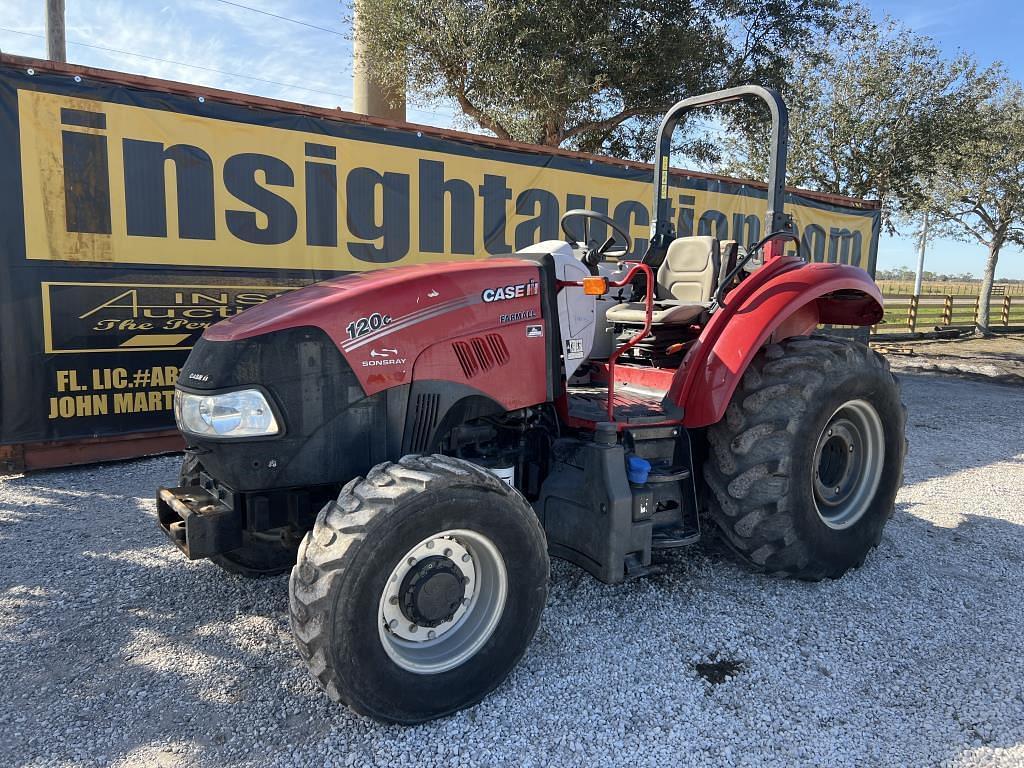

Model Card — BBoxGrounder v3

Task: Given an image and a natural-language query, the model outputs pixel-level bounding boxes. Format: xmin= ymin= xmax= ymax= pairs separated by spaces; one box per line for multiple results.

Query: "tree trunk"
xmin=975 ymin=237 xmax=1003 ymax=336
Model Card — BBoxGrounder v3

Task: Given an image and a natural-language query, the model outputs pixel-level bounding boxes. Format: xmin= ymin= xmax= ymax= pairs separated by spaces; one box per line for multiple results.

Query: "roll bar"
xmin=649 ymin=86 xmax=791 ymax=259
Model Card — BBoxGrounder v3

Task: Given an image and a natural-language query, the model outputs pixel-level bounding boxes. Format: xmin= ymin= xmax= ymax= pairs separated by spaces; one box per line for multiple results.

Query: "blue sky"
xmin=861 ymin=0 xmax=1024 ymax=278
xmin=0 ymin=0 xmax=1020 ymax=278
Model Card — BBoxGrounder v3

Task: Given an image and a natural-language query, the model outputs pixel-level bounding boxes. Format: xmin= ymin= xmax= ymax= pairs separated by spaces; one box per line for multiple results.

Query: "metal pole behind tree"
xmin=913 ymin=211 xmax=928 ymax=297
xmin=45 ymin=0 xmax=66 ymax=63
xmin=351 ymin=0 xmax=405 ymax=121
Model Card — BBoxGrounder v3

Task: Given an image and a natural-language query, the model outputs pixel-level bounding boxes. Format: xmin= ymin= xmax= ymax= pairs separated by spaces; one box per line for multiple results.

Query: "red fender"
xmin=668 ymin=257 xmax=884 ymax=427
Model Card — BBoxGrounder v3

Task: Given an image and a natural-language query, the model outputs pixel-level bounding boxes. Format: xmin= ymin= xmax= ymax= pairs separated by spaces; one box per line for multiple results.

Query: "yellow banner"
xmin=19 ymin=90 xmax=876 ymax=272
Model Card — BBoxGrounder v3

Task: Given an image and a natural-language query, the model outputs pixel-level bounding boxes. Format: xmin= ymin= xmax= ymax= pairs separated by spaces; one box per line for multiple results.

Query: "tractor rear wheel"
xmin=703 ymin=336 xmax=906 ymax=580
xmin=179 ymin=454 xmax=299 ymax=578
xmin=289 ymin=454 xmax=549 ymax=724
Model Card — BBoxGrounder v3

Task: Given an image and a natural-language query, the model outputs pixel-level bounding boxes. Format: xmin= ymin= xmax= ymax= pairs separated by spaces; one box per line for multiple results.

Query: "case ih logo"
xmin=481 ymin=280 xmax=539 ymax=303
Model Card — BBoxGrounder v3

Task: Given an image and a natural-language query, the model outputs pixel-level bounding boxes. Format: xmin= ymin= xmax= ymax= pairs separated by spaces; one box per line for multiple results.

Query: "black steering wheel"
xmin=559 ymin=209 xmax=633 ymax=270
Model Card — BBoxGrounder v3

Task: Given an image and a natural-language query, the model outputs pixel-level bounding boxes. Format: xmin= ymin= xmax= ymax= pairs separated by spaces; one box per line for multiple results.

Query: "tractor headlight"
xmin=174 ymin=389 xmax=280 ymax=438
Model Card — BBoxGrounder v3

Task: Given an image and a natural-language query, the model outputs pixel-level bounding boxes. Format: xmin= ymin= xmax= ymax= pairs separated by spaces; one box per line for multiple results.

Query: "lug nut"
xmin=389 ymin=595 xmax=398 ymax=605
xmin=444 ymin=548 xmax=453 ymax=557
xmin=427 ymin=630 xmax=436 ymax=640
xmin=426 ymin=541 xmax=434 ymax=549
xmin=409 ymin=625 xmax=418 ymax=633
xmin=407 ymin=557 xmax=416 ymax=566
xmin=849 ymin=445 xmax=855 ymax=452
xmin=389 ymin=619 xmax=398 ymax=629
xmin=834 ymin=487 xmax=841 ymax=494
xmin=827 ymin=429 xmax=833 ymax=436
xmin=461 ymin=553 xmax=471 ymax=562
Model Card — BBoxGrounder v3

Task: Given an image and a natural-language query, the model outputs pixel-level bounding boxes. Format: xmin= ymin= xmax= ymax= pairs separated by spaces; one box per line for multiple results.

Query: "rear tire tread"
xmin=703 ymin=335 xmax=906 ymax=580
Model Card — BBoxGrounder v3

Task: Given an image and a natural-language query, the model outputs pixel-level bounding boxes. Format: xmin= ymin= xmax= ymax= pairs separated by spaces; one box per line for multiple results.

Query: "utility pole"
xmin=351 ymin=0 xmax=405 ymax=121
xmin=913 ymin=211 xmax=929 ymax=296
xmin=45 ymin=0 xmax=66 ymax=63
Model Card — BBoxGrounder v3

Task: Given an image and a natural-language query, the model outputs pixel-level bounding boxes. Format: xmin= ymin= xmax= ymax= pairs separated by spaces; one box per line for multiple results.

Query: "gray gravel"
xmin=2 ymin=372 xmax=1023 ymax=768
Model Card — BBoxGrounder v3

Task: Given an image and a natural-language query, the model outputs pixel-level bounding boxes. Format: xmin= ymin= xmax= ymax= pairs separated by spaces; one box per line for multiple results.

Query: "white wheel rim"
xmin=377 ymin=529 xmax=507 ymax=675
xmin=812 ymin=398 xmax=886 ymax=530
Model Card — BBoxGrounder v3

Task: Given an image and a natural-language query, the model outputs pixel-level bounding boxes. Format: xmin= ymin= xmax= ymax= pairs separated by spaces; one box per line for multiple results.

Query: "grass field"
xmin=874 ymin=281 xmax=1024 ymax=334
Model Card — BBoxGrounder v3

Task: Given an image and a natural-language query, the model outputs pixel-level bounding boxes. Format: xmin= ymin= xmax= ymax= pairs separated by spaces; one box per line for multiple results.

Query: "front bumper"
xmin=157 ymin=469 xmax=336 ymax=560
xmin=157 ymin=479 xmax=242 ymax=559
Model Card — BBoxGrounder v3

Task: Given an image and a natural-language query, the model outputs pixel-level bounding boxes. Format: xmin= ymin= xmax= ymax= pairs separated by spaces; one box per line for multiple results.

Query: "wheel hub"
xmin=399 ymin=556 xmax=466 ymax=627
xmin=377 ymin=529 xmax=508 ymax=675
xmin=380 ymin=534 xmax=476 ymax=642
xmin=812 ymin=399 xmax=885 ymax=530
xmin=814 ymin=421 xmax=860 ymax=507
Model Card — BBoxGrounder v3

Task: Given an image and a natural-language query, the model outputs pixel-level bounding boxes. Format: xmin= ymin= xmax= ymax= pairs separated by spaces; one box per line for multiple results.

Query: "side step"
xmin=536 ymin=425 xmax=701 ymax=584
xmin=652 ymin=528 xmax=701 ymax=550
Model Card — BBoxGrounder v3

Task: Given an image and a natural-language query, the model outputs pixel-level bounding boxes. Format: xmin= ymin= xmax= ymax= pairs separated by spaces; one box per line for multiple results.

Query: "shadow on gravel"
xmin=0 ymin=457 xmax=342 ymax=768
xmin=1 ymin=370 xmax=1023 ymax=767
xmin=896 ymin=372 xmax=1024 ymax=485
xmin=693 ymin=655 xmax=745 ymax=685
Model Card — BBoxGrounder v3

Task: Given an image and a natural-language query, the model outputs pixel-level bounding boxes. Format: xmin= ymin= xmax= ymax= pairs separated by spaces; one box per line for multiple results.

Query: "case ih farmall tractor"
xmin=158 ymin=87 xmax=905 ymax=723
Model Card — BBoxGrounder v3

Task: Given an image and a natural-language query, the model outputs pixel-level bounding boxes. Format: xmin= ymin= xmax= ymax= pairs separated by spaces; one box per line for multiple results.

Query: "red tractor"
xmin=158 ymin=87 xmax=905 ymax=723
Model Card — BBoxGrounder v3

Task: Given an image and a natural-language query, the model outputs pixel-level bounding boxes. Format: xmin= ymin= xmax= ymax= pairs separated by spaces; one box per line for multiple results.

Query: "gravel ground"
xmin=879 ymin=334 xmax=1024 ymax=385
xmin=1 ymin=372 xmax=1023 ymax=768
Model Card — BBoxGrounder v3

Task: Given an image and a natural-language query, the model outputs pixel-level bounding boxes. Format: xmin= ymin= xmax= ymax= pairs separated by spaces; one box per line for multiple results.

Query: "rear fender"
xmin=668 ymin=260 xmax=883 ymax=428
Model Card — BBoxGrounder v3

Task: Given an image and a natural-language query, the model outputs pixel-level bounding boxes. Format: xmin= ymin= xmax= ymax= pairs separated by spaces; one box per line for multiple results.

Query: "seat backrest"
xmin=657 ymin=236 xmax=720 ymax=303
xmin=718 ymin=240 xmax=739 ymax=291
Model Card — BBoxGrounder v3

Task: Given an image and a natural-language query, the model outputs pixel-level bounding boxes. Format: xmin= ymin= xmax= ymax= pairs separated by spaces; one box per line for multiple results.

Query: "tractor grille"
xmin=452 ymin=334 xmax=510 ymax=379
xmin=409 ymin=393 xmax=441 ymax=453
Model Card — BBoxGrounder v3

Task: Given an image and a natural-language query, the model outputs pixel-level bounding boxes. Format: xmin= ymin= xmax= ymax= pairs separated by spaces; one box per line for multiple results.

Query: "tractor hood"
xmin=174 ymin=256 xmax=553 ymax=491
xmin=201 ymin=257 xmax=546 ymax=397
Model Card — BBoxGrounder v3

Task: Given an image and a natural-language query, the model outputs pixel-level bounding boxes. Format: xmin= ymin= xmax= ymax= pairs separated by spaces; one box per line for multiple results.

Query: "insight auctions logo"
xmin=16 ymin=89 xmax=873 ymax=272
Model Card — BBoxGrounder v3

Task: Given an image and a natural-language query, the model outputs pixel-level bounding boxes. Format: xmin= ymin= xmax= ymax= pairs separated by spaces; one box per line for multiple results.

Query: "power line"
xmin=208 ymin=0 xmax=346 ymax=37
xmin=1 ymin=25 xmax=459 ymax=125
xmin=0 ymin=26 xmax=350 ymax=101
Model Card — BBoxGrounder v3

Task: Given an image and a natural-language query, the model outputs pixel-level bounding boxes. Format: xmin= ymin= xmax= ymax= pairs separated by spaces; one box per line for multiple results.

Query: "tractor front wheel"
xmin=703 ymin=336 xmax=906 ymax=580
xmin=288 ymin=454 xmax=548 ymax=724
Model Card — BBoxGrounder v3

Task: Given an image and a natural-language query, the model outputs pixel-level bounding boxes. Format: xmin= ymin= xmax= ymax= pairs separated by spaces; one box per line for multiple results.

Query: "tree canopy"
xmin=922 ymin=80 xmax=1024 ymax=332
xmin=717 ymin=10 xmax=1000 ymax=228
xmin=351 ymin=0 xmax=840 ymax=158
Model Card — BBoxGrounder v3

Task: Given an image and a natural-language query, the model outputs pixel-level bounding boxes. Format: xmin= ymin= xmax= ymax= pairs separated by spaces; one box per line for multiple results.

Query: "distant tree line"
xmin=875 ymin=268 xmax=1023 ymax=285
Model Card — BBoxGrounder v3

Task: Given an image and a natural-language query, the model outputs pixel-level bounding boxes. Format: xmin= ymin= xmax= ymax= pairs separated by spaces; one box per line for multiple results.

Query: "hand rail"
xmin=560 ymin=262 xmax=654 ymax=421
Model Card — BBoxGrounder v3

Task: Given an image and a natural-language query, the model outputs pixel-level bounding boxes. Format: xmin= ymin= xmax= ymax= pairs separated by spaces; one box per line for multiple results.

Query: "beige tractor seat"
xmin=604 ymin=299 xmax=706 ymax=325
xmin=719 ymin=240 xmax=739 ymax=285
xmin=605 ymin=236 xmax=721 ymax=326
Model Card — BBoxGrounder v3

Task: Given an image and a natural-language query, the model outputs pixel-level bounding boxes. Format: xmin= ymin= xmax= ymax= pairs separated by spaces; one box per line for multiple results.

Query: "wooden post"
xmin=1003 ymin=295 xmax=1011 ymax=327
xmin=942 ymin=295 xmax=953 ymax=326
xmin=908 ymin=295 xmax=919 ymax=332
xmin=45 ymin=0 xmax=66 ymax=63
xmin=974 ymin=294 xmax=981 ymax=327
